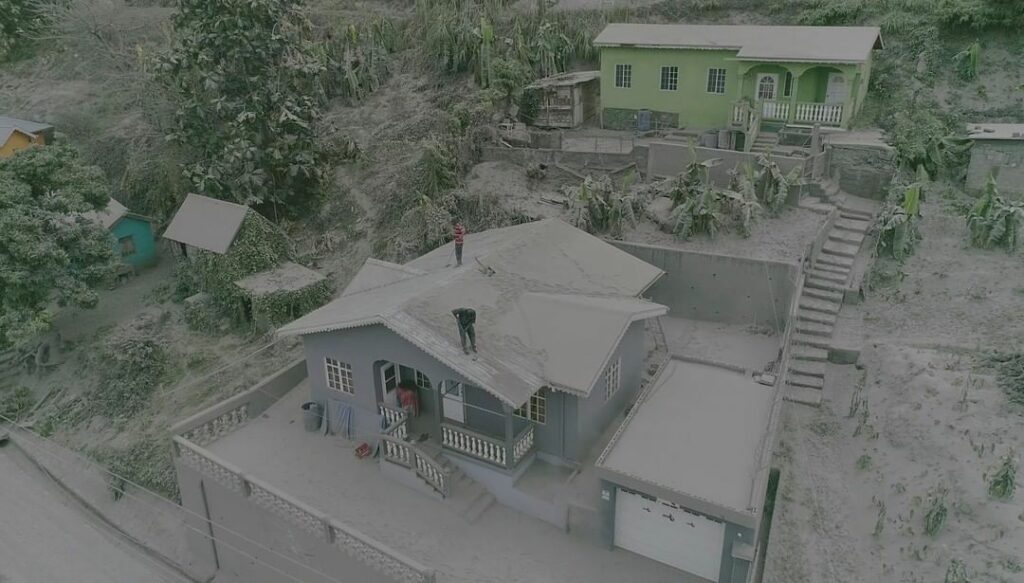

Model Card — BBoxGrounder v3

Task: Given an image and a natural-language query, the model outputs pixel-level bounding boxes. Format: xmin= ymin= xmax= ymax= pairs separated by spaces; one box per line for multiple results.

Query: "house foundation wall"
xmin=826 ymin=143 xmax=896 ymax=199
xmin=967 ymin=141 xmax=1024 ymax=195
xmin=647 ymin=141 xmax=808 ymax=187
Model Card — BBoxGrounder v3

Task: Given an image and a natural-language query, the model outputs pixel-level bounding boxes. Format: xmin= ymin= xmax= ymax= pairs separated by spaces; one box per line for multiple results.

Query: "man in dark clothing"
xmin=452 ymin=219 xmax=466 ymax=267
xmin=451 ymin=308 xmax=477 ymax=354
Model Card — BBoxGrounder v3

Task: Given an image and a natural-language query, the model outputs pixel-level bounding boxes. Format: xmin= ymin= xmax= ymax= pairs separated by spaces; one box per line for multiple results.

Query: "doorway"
xmin=825 ymin=73 xmax=847 ymax=103
xmin=441 ymin=381 xmax=466 ymax=424
xmin=756 ymin=73 xmax=778 ymax=101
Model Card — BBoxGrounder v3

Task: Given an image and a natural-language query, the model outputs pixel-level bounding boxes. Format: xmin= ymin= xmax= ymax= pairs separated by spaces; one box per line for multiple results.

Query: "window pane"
xmin=660 ymin=66 xmax=677 ymax=91
xmin=615 ymin=64 xmax=632 ymax=88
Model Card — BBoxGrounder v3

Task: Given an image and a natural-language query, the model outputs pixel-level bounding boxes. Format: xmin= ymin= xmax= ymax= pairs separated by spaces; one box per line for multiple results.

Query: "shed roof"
xmin=234 ymin=262 xmax=327 ymax=296
xmin=162 ymin=193 xmax=249 ymax=254
xmin=526 ymin=70 xmax=601 ymax=89
xmin=278 ymin=219 xmax=667 ymax=407
xmin=594 ymin=24 xmax=883 ymax=63
xmin=0 ymin=116 xmax=53 ymax=135
xmin=0 ymin=126 xmax=35 ymax=146
xmin=598 ymin=359 xmax=775 ymax=518
xmin=82 ymin=198 xmax=129 ymax=229
xmin=967 ymin=123 xmax=1024 ymax=141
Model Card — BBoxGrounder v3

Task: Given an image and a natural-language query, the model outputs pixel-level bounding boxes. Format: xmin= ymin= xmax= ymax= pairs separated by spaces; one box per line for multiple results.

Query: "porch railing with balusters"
xmin=760 ymin=100 xmax=790 ymax=122
xmin=442 ymin=424 xmax=508 ymax=467
xmin=379 ymin=403 xmax=407 ymax=440
xmin=379 ymin=423 xmax=450 ymax=498
xmin=793 ymin=102 xmax=843 ymax=126
xmin=511 ymin=424 xmax=535 ymax=465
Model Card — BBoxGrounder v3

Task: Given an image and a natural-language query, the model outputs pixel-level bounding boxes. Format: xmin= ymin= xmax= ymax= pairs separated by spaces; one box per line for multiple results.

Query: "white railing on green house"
xmin=794 ymin=102 xmax=843 ymax=126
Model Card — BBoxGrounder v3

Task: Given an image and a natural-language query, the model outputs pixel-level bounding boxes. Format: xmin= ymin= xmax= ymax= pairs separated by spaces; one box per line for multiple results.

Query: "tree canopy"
xmin=157 ymin=0 xmax=330 ymax=211
xmin=0 ymin=145 xmax=119 ymax=348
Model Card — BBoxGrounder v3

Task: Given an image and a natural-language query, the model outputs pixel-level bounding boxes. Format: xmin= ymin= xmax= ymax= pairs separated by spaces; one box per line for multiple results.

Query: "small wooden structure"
xmin=527 ymin=71 xmax=600 ymax=129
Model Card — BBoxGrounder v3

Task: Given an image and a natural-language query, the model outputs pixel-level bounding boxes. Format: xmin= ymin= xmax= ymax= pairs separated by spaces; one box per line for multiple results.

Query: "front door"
xmin=380 ymin=362 xmax=398 ymax=406
xmin=756 ymin=73 xmax=778 ymax=101
xmin=442 ymin=381 xmax=466 ymax=424
xmin=825 ymin=73 xmax=847 ymax=103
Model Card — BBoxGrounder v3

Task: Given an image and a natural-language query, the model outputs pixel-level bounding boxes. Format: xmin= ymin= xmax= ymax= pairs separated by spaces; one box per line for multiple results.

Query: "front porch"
xmin=730 ymin=63 xmax=857 ymax=134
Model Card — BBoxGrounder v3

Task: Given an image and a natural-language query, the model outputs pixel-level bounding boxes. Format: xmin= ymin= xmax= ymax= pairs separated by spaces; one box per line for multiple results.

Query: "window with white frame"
xmin=604 ymin=358 xmax=621 ymax=401
xmin=660 ymin=66 xmax=678 ymax=91
xmin=706 ymin=68 xmax=727 ymax=94
xmin=414 ymin=370 xmax=432 ymax=390
xmin=615 ymin=64 xmax=632 ymax=88
xmin=514 ymin=391 xmax=547 ymax=424
xmin=325 ymin=357 xmax=354 ymax=394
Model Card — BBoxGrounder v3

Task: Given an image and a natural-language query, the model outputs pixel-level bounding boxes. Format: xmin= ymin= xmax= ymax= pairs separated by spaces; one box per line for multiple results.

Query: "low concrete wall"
xmin=611 ymin=242 xmax=798 ymax=332
xmin=826 ymin=143 xmax=896 ymax=199
xmin=480 ymin=145 xmax=649 ymax=178
xmin=647 ymin=141 xmax=808 ymax=187
xmin=967 ymin=141 xmax=1024 ymax=195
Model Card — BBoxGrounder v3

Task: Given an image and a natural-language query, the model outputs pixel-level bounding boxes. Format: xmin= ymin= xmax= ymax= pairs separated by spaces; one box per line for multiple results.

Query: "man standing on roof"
xmin=452 ymin=218 xmax=466 ymax=267
xmin=452 ymin=308 xmax=477 ymax=354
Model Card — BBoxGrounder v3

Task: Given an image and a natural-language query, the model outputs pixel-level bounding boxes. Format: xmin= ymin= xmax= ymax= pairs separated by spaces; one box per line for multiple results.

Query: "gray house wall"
xmin=567 ymin=320 xmax=646 ymax=462
xmin=967 ymin=140 xmax=1024 ymax=195
xmin=532 ymin=387 xmax=566 ymax=459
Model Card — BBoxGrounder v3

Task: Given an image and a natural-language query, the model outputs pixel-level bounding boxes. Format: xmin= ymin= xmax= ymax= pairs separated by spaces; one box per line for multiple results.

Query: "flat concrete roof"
xmin=967 ymin=123 xmax=1024 ymax=141
xmin=599 ymin=359 xmax=774 ymax=516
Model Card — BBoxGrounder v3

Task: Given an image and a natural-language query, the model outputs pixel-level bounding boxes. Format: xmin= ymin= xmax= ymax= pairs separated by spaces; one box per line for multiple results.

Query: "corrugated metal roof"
xmin=526 ymin=70 xmax=601 ymax=89
xmin=162 ymin=193 xmax=249 ymax=254
xmin=278 ymin=219 xmax=667 ymax=406
xmin=967 ymin=123 xmax=1024 ymax=141
xmin=343 ymin=259 xmax=426 ymax=296
xmin=234 ymin=262 xmax=326 ymax=296
xmin=594 ymin=24 xmax=883 ymax=63
xmin=82 ymin=198 xmax=128 ymax=230
xmin=0 ymin=116 xmax=53 ymax=135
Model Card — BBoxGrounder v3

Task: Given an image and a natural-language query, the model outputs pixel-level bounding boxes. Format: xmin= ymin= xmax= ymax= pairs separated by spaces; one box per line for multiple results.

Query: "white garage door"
xmin=614 ymin=488 xmax=725 ymax=581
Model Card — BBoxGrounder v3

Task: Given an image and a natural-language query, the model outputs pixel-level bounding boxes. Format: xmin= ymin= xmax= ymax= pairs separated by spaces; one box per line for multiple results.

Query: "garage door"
xmin=614 ymin=488 xmax=725 ymax=581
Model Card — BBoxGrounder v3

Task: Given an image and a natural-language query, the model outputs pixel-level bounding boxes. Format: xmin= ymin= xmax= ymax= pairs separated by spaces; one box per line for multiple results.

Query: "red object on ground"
xmin=355 ymin=443 xmax=371 ymax=459
xmin=399 ymin=386 xmax=419 ymax=416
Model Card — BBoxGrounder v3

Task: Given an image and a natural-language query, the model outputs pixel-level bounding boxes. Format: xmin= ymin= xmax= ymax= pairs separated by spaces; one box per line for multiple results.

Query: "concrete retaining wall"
xmin=611 ymin=242 xmax=798 ymax=332
xmin=647 ymin=141 xmax=808 ymax=187
xmin=967 ymin=141 xmax=1024 ymax=196
xmin=826 ymin=143 xmax=896 ymax=199
xmin=479 ymin=145 xmax=649 ymax=178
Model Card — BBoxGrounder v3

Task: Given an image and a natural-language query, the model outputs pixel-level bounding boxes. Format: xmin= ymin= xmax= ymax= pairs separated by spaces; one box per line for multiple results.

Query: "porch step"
xmin=792 ymin=345 xmax=829 ymax=362
xmin=829 ymin=230 xmax=866 ymax=246
xmin=840 ymin=208 xmax=875 ymax=221
xmin=792 ymin=333 xmax=832 ymax=350
xmin=815 ymin=253 xmax=855 ymax=269
xmin=802 ymin=287 xmax=843 ymax=303
xmin=807 ymin=268 xmax=848 ymax=285
xmin=804 ymin=277 xmax=844 ymax=293
xmin=798 ymin=199 xmax=834 ymax=215
xmin=789 ymin=359 xmax=826 ymax=378
xmin=462 ymin=491 xmax=495 ymax=524
xmin=811 ymin=262 xmax=850 ymax=276
xmin=785 ymin=386 xmax=823 ymax=407
xmin=797 ymin=309 xmax=837 ymax=326
xmin=787 ymin=372 xmax=825 ymax=390
xmin=834 ymin=218 xmax=872 ymax=233
xmin=799 ymin=296 xmax=841 ymax=315
xmin=822 ymin=240 xmax=861 ymax=258
xmin=795 ymin=320 xmax=834 ymax=338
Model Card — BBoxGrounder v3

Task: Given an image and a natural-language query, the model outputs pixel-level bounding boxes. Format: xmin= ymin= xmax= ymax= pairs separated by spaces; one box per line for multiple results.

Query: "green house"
xmin=86 ymin=198 xmax=158 ymax=270
xmin=594 ymin=24 xmax=883 ymax=146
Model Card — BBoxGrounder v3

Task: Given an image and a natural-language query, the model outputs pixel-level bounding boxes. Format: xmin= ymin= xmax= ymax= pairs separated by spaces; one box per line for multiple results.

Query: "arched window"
xmin=757 ymin=74 xmax=777 ymax=101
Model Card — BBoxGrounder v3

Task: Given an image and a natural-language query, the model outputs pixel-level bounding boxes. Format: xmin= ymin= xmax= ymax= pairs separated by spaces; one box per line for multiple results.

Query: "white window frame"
xmin=514 ymin=391 xmax=547 ymax=424
xmin=414 ymin=370 xmax=432 ymax=390
xmin=605 ymin=357 xmax=622 ymax=401
xmin=756 ymin=73 xmax=778 ymax=101
xmin=706 ymin=68 xmax=727 ymax=95
xmin=614 ymin=64 xmax=632 ymax=89
xmin=659 ymin=66 xmax=678 ymax=91
xmin=325 ymin=357 xmax=354 ymax=394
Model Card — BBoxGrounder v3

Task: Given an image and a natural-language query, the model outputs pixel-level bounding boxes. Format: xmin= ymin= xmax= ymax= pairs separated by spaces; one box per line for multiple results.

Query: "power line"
xmin=0 ymin=416 xmax=355 ymax=583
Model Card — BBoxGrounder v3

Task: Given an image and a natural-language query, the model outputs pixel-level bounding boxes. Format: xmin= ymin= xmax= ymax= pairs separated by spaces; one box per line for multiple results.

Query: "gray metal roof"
xmin=162 ymin=193 xmax=249 ymax=254
xmin=527 ymin=70 xmax=601 ymax=89
xmin=967 ymin=123 xmax=1024 ymax=141
xmin=598 ymin=359 xmax=775 ymax=519
xmin=234 ymin=262 xmax=326 ymax=296
xmin=278 ymin=219 xmax=667 ymax=407
xmin=82 ymin=198 xmax=129 ymax=229
xmin=0 ymin=116 xmax=53 ymax=135
xmin=594 ymin=24 xmax=883 ymax=63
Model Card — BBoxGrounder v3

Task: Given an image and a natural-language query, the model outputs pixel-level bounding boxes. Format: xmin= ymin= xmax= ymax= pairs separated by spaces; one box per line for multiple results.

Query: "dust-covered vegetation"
xmin=966 ymin=175 xmax=1024 ymax=252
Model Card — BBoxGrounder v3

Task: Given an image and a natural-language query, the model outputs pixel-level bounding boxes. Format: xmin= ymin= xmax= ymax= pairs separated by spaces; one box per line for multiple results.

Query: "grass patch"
xmin=0 ymin=386 xmax=34 ymax=422
xmin=96 ymin=437 xmax=180 ymax=501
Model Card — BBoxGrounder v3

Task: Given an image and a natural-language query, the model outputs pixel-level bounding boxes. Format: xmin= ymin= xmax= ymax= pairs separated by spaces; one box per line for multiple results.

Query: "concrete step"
xmin=797 ymin=309 xmax=837 ymax=326
xmin=799 ymin=296 xmax=841 ymax=315
xmin=787 ymin=372 xmax=825 ymax=390
xmin=811 ymin=262 xmax=850 ymax=276
xmin=802 ymin=287 xmax=843 ymax=303
xmin=795 ymin=320 xmax=834 ymax=338
xmin=791 ymin=345 xmax=829 ymax=362
xmin=792 ymin=333 xmax=832 ymax=350
xmin=798 ymin=200 xmax=834 ymax=215
xmin=834 ymin=218 xmax=872 ymax=233
xmin=822 ymin=240 xmax=861 ymax=258
xmin=840 ymin=208 xmax=874 ymax=221
xmin=829 ymin=230 xmax=866 ymax=246
xmin=789 ymin=359 xmax=826 ymax=378
xmin=815 ymin=253 xmax=855 ymax=268
xmin=463 ymin=492 xmax=495 ymax=524
xmin=807 ymin=268 xmax=848 ymax=284
xmin=804 ymin=277 xmax=844 ymax=293
xmin=785 ymin=386 xmax=823 ymax=407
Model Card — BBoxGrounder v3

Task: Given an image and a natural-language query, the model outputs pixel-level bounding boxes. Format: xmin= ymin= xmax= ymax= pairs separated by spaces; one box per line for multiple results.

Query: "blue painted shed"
xmin=87 ymin=199 xmax=159 ymax=270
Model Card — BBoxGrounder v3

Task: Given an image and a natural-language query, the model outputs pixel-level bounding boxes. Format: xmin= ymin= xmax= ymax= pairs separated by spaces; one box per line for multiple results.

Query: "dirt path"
xmin=0 ymin=445 xmax=190 ymax=583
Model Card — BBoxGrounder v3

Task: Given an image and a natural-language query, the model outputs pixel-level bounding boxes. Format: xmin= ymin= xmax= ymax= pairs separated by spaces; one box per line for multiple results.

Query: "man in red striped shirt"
xmin=452 ymin=219 xmax=466 ymax=266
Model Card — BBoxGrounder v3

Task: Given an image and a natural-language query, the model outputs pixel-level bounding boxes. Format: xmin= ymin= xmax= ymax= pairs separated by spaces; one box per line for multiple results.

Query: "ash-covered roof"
xmin=967 ymin=123 xmax=1024 ymax=141
xmin=278 ymin=219 xmax=667 ymax=407
xmin=527 ymin=70 xmax=601 ymax=89
xmin=162 ymin=193 xmax=249 ymax=254
xmin=0 ymin=116 xmax=53 ymax=136
xmin=594 ymin=24 xmax=883 ymax=64
xmin=234 ymin=262 xmax=326 ymax=296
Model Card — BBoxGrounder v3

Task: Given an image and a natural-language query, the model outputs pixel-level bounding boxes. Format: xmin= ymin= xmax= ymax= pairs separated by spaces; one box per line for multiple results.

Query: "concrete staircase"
xmin=433 ymin=449 xmax=496 ymax=523
xmin=785 ymin=204 xmax=874 ymax=406
xmin=750 ymin=131 xmax=779 ymax=155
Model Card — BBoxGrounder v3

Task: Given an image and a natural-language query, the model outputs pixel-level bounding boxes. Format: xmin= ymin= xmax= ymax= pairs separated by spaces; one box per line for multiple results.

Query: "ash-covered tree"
xmin=0 ymin=145 xmax=119 ymax=348
xmin=0 ymin=0 xmax=49 ymax=61
xmin=157 ymin=0 xmax=329 ymax=212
